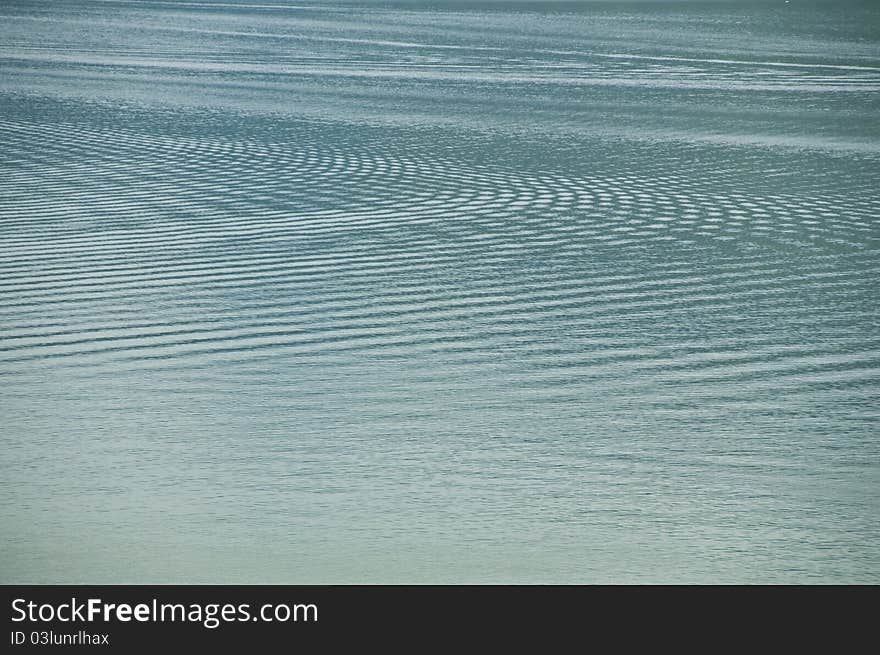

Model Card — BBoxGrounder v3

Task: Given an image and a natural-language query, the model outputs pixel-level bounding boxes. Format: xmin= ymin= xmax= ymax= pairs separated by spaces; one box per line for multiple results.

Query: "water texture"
xmin=0 ymin=0 xmax=878 ymax=583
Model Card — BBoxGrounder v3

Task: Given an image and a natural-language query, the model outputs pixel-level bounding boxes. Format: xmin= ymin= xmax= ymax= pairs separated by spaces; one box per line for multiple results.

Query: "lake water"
xmin=1 ymin=0 xmax=878 ymax=583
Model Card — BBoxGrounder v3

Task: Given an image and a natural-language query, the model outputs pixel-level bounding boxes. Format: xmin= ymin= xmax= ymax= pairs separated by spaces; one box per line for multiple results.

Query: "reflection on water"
xmin=0 ymin=0 xmax=878 ymax=583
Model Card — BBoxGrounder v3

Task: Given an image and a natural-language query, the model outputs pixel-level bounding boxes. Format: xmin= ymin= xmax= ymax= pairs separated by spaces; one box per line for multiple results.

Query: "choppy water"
xmin=1 ymin=0 xmax=879 ymax=583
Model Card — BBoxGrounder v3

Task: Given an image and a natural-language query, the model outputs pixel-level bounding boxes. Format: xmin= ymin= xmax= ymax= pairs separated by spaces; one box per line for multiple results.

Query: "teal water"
xmin=1 ymin=0 xmax=878 ymax=583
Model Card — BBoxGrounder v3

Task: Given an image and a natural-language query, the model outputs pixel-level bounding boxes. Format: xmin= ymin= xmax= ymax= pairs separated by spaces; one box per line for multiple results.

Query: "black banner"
xmin=1 ymin=586 xmax=875 ymax=650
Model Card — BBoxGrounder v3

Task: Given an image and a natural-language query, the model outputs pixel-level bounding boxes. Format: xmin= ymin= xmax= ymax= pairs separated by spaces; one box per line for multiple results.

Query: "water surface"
xmin=1 ymin=0 xmax=879 ymax=583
